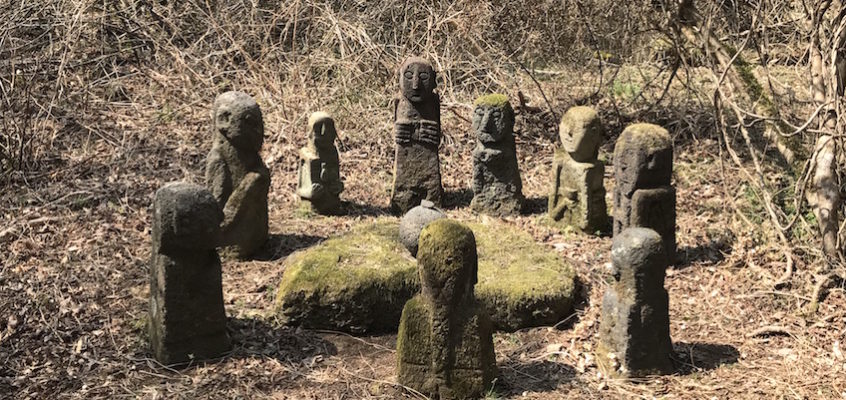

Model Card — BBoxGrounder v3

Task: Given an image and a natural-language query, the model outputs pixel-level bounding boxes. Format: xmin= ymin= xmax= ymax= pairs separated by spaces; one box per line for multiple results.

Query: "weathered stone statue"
xmin=549 ymin=106 xmax=607 ymax=233
xmin=390 ymin=57 xmax=443 ymax=214
xmin=399 ymin=199 xmax=446 ymax=257
xmin=597 ymin=227 xmax=674 ymax=378
xmin=297 ymin=111 xmax=344 ymax=215
xmin=149 ymin=182 xmax=230 ymax=365
xmin=470 ymin=94 xmax=524 ymax=216
xmin=397 ymin=219 xmax=497 ymax=399
xmin=613 ymin=123 xmax=676 ymax=260
xmin=205 ymin=91 xmax=270 ymax=258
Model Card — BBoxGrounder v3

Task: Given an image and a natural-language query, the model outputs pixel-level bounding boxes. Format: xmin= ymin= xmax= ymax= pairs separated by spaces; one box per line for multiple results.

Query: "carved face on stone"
xmin=615 ymin=124 xmax=673 ymax=191
xmin=399 ymin=58 xmax=436 ymax=103
xmin=308 ymin=112 xmax=337 ymax=150
xmin=214 ymin=91 xmax=264 ymax=152
xmin=560 ymin=106 xmax=603 ymax=162
xmin=417 ymin=220 xmax=478 ymax=308
xmin=154 ymin=182 xmax=223 ymax=252
xmin=472 ymin=103 xmax=514 ymax=144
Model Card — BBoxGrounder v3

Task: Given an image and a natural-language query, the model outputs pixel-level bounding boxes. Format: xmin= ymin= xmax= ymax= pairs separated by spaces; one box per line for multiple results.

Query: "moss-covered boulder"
xmin=275 ymin=218 xmax=577 ymax=333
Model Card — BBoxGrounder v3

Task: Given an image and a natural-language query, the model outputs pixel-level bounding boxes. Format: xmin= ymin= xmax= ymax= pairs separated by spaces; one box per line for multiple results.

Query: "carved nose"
xmin=412 ymin=76 xmax=420 ymax=90
xmin=481 ymin=114 xmax=491 ymax=130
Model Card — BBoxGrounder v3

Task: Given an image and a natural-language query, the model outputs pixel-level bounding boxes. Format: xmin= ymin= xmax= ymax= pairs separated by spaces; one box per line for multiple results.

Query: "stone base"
xmin=275 ymin=219 xmax=577 ymax=333
xmin=549 ymin=151 xmax=608 ymax=233
xmin=149 ymin=252 xmax=231 ymax=365
xmin=397 ymin=296 xmax=497 ymax=399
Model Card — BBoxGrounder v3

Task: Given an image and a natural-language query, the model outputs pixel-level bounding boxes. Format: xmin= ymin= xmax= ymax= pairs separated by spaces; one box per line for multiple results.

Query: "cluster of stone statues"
xmin=146 ymin=56 xmax=679 ymax=397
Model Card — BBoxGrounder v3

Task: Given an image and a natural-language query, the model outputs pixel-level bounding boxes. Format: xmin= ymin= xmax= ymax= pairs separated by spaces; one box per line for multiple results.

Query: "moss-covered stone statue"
xmin=597 ymin=227 xmax=674 ymax=378
xmin=297 ymin=111 xmax=344 ymax=215
xmin=549 ymin=106 xmax=608 ymax=233
xmin=205 ymin=91 xmax=270 ymax=258
xmin=396 ymin=219 xmax=497 ymax=399
xmin=149 ymin=182 xmax=230 ymax=365
xmin=612 ymin=123 xmax=675 ymax=261
xmin=390 ymin=56 xmax=444 ymax=215
xmin=470 ymin=94 xmax=524 ymax=216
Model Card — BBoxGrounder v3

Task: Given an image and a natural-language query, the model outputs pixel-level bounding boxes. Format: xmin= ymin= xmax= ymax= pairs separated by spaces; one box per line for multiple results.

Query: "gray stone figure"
xmin=470 ymin=94 xmax=524 ymax=216
xmin=613 ymin=123 xmax=676 ymax=261
xmin=149 ymin=182 xmax=230 ymax=365
xmin=297 ymin=111 xmax=344 ymax=215
xmin=399 ymin=199 xmax=446 ymax=257
xmin=396 ymin=219 xmax=497 ymax=399
xmin=549 ymin=106 xmax=608 ymax=233
xmin=390 ymin=57 xmax=444 ymax=215
xmin=205 ymin=91 xmax=270 ymax=259
xmin=597 ymin=227 xmax=674 ymax=378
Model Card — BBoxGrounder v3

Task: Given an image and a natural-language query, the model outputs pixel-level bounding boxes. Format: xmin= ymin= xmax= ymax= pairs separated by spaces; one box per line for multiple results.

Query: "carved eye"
xmin=404 ymin=71 xmax=413 ymax=79
xmin=492 ymin=111 xmax=501 ymax=118
xmin=419 ymin=72 xmax=429 ymax=80
xmin=218 ymin=111 xmax=231 ymax=123
xmin=475 ymin=108 xmax=484 ymax=115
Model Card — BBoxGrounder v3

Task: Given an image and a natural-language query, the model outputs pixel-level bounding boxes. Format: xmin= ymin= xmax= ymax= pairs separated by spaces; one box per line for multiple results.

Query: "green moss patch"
xmin=275 ymin=218 xmax=577 ymax=333
xmin=474 ymin=93 xmax=510 ymax=108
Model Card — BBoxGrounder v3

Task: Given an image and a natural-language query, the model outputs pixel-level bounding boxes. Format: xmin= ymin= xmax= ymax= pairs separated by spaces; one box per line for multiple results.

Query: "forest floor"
xmin=2 ymin=64 xmax=845 ymax=399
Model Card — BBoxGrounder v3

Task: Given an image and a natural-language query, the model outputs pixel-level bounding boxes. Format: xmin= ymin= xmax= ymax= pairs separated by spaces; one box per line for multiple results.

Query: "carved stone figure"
xmin=549 ymin=106 xmax=608 ymax=233
xmin=205 ymin=91 xmax=270 ymax=258
xmin=396 ymin=220 xmax=497 ymax=399
xmin=149 ymin=182 xmax=230 ymax=365
xmin=612 ymin=123 xmax=676 ymax=260
xmin=297 ymin=111 xmax=344 ymax=215
xmin=597 ymin=227 xmax=674 ymax=378
xmin=390 ymin=57 xmax=443 ymax=214
xmin=470 ymin=94 xmax=524 ymax=216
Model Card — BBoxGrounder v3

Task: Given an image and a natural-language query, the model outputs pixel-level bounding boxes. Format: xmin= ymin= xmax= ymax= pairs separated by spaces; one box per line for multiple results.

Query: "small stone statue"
xmin=149 ymin=182 xmax=230 ymax=365
xmin=549 ymin=106 xmax=608 ymax=233
xmin=399 ymin=199 xmax=446 ymax=257
xmin=470 ymin=94 xmax=524 ymax=216
xmin=597 ymin=227 xmax=674 ymax=378
xmin=612 ymin=123 xmax=676 ymax=260
xmin=390 ymin=57 xmax=444 ymax=215
xmin=205 ymin=91 xmax=271 ymax=258
xmin=297 ymin=111 xmax=344 ymax=215
xmin=397 ymin=219 xmax=497 ymax=399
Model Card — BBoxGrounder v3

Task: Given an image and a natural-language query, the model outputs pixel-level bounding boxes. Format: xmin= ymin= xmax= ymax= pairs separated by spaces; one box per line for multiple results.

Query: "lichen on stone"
xmin=473 ymin=93 xmax=511 ymax=108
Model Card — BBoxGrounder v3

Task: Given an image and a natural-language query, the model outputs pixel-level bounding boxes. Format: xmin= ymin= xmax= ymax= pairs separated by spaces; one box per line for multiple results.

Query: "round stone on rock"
xmin=399 ymin=200 xmax=446 ymax=256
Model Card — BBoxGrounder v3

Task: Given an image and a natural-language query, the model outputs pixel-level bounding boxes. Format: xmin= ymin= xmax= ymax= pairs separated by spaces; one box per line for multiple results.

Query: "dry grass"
xmin=2 ymin=1 xmax=843 ymax=399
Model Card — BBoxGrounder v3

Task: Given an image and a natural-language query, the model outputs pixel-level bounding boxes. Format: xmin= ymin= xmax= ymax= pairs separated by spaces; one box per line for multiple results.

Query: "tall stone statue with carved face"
xmin=470 ymin=94 xmax=524 ymax=216
xmin=205 ymin=91 xmax=270 ymax=258
xmin=297 ymin=111 xmax=344 ymax=215
xmin=390 ymin=57 xmax=443 ymax=215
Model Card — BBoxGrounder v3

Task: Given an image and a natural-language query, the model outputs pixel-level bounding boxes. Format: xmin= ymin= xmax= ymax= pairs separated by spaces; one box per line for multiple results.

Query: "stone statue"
xmin=397 ymin=219 xmax=497 ymax=399
xmin=549 ymin=106 xmax=608 ymax=233
xmin=470 ymin=94 xmax=524 ymax=216
xmin=597 ymin=227 xmax=674 ymax=378
xmin=205 ymin=91 xmax=270 ymax=258
xmin=149 ymin=182 xmax=230 ymax=365
xmin=612 ymin=123 xmax=676 ymax=260
xmin=297 ymin=111 xmax=344 ymax=215
xmin=399 ymin=199 xmax=446 ymax=257
xmin=390 ymin=57 xmax=443 ymax=214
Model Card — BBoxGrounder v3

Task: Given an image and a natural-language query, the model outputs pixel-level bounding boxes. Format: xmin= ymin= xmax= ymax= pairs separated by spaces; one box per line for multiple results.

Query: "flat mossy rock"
xmin=275 ymin=218 xmax=577 ymax=333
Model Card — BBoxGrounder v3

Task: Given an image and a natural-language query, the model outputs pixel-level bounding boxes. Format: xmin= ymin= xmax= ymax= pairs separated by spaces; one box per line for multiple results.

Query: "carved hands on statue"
xmin=310 ymin=182 xmax=327 ymax=199
xmin=551 ymin=190 xmax=577 ymax=220
xmin=417 ymin=120 xmax=440 ymax=147
xmin=395 ymin=121 xmax=414 ymax=145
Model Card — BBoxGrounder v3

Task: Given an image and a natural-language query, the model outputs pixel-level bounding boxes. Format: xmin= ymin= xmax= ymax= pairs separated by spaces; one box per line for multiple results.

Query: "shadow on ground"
xmin=252 ymin=233 xmax=326 ymax=261
xmin=499 ymin=359 xmax=577 ymax=394
xmin=341 ymin=200 xmax=392 ymax=218
xmin=675 ymin=235 xmax=733 ymax=269
xmin=674 ymin=342 xmax=740 ymax=374
xmin=522 ymin=196 xmax=547 ymax=215
xmin=443 ymin=188 xmax=473 ymax=209
xmin=228 ymin=317 xmax=338 ymax=363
